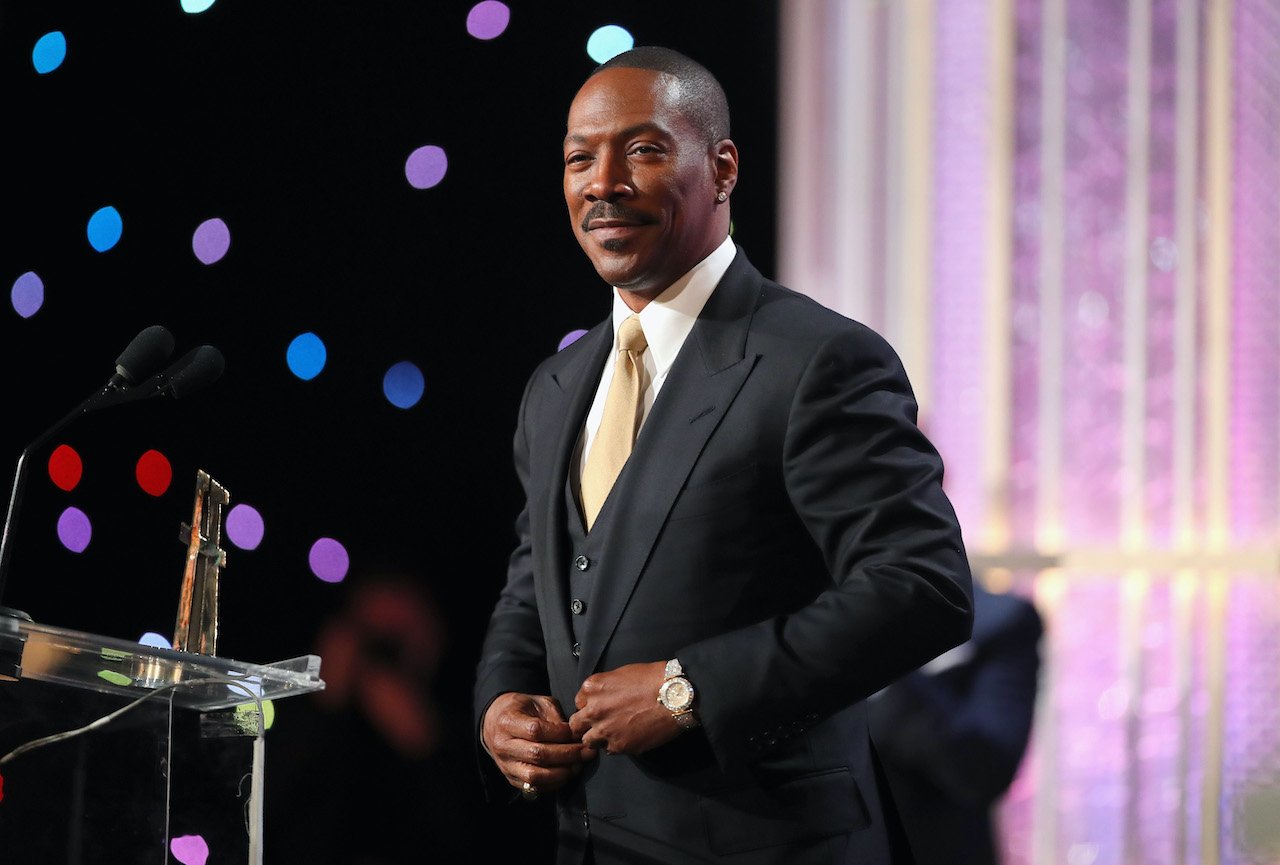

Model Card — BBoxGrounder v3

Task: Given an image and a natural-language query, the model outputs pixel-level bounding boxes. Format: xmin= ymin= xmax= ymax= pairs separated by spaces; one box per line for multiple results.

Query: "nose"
xmin=584 ymin=151 xmax=633 ymax=202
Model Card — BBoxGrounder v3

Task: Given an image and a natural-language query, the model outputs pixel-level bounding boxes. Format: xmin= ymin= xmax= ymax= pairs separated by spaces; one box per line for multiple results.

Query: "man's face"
xmin=563 ymin=67 xmax=733 ymax=298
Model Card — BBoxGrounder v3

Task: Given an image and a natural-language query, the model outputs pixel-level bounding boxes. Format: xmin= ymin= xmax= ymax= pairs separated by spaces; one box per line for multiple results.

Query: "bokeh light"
xmin=170 ymin=835 xmax=209 ymax=865
xmin=11 ymin=272 xmax=44 ymax=318
xmin=225 ymin=504 xmax=265 ymax=550
xmin=32 ymin=31 xmax=67 ymax=74
xmin=57 ymin=507 xmax=92 ymax=553
xmin=405 ymin=145 xmax=448 ymax=189
xmin=309 ymin=537 xmax=349 ymax=584
xmin=466 ymin=2 xmax=510 ymax=40
xmin=87 ymin=206 xmax=123 ymax=252
xmin=181 ymin=0 xmax=218 ymax=13
xmin=48 ymin=444 xmax=83 ymax=491
xmin=286 ymin=332 xmax=327 ymax=380
xmin=383 ymin=361 xmax=424 ymax=409
xmin=136 ymin=449 xmax=173 ymax=497
xmin=192 ymin=217 xmax=231 ymax=264
xmin=558 ymin=329 xmax=588 ymax=351
xmin=139 ymin=632 xmax=173 ymax=649
xmin=234 ymin=698 xmax=275 ymax=730
xmin=586 ymin=25 xmax=634 ymax=64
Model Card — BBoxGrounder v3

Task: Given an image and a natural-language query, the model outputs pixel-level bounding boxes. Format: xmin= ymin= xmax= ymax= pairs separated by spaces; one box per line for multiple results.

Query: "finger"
xmin=517 ymin=739 xmax=597 ymax=768
xmin=504 ymin=712 xmax=576 ymax=745
xmin=504 ymin=762 xmax=578 ymax=793
xmin=579 ymin=726 xmax=609 ymax=753
xmin=531 ymin=694 xmax=569 ymax=722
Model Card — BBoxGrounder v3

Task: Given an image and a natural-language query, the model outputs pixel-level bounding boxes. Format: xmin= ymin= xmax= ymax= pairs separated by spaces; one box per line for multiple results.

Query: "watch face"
xmin=660 ymin=677 xmax=694 ymax=711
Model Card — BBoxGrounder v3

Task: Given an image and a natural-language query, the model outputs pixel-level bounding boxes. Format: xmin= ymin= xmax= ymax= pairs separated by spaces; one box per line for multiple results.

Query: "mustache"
xmin=581 ymin=203 xmax=657 ymax=233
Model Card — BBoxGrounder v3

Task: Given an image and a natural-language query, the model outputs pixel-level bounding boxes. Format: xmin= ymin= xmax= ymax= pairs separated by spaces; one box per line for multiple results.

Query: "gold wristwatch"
xmin=658 ymin=658 xmax=699 ymax=729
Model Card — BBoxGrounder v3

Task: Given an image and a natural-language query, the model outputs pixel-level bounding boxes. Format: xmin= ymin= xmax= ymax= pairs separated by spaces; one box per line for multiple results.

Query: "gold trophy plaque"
xmin=172 ymin=469 xmax=229 ymax=656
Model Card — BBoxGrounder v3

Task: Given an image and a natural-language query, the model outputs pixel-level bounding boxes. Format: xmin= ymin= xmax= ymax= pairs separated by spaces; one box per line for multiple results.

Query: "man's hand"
xmin=482 ymin=692 xmax=597 ymax=795
xmin=568 ymin=661 xmax=681 ymax=755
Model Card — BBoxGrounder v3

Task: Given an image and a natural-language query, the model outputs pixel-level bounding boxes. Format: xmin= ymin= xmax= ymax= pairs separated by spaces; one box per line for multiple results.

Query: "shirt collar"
xmin=608 ymin=235 xmax=736 ymax=376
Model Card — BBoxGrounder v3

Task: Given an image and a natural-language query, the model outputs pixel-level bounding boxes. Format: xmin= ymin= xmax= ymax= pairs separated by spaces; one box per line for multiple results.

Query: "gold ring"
xmin=521 ymin=781 xmax=539 ymax=801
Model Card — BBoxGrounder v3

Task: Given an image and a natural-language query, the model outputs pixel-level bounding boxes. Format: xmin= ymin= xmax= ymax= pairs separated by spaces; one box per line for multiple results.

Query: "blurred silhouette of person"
xmin=868 ymin=580 xmax=1043 ymax=865
xmin=265 ymin=572 xmax=478 ymax=865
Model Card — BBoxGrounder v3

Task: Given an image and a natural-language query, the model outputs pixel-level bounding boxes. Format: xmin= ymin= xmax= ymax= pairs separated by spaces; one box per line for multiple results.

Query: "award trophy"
xmin=173 ymin=469 xmax=229 ymax=656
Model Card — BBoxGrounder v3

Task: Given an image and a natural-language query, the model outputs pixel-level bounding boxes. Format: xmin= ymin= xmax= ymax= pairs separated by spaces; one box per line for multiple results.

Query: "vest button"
xmin=574 ymin=555 xmax=590 ymax=571
xmin=571 ymin=642 xmax=581 ymax=658
xmin=571 ymin=598 xmax=585 ymax=615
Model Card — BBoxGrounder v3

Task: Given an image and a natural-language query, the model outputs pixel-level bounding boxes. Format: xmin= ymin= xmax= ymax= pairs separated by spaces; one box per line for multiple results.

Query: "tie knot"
xmin=618 ymin=315 xmax=647 ymax=353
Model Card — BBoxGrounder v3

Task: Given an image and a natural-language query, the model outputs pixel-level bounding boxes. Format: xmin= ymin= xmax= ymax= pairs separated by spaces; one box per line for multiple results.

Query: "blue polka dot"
xmin=286 ymin=332 xmax=327 ymax=381
xmin=87 ymin=206 xmax=123 ymax=252
xmin=33 ymin=31 xmax=67 ymax=74
xmin=383 ymin=361 xmax=425 ymax=409
xmin=139 ymin=632 xmax=172 ymax=649
xmin=586 ymin=25 xmax=634 ymax=64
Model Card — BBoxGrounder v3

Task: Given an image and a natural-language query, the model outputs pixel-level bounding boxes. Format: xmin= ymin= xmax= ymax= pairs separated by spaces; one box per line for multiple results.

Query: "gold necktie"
xmin=581 ymin=315 xmax=648 ymax=530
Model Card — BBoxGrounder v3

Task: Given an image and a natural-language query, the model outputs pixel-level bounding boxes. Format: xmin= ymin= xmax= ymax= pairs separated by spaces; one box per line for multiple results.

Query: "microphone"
xmin=151 ymin=345 xmax=226 ymax=401
xmin=0 ymin=326 xmax=223 ymax=622
xmin=105 ymin=324 xmax=176 ymax=393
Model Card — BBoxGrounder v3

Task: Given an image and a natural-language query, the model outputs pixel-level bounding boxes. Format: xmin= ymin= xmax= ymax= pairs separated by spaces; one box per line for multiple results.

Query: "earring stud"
xmin=716 ymin=191 xmax=727 ymax=202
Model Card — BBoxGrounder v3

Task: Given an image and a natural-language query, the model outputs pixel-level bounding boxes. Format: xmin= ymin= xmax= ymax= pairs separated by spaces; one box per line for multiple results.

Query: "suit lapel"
xmin=529 ymin=323 xmax=612 ymax=697
xmin=578 ymin=251 xmax=764 ymax=676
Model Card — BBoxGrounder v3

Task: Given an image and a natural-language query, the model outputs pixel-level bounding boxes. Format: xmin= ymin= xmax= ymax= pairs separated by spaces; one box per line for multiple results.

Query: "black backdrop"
xmin=1 ymin=1 xmax=777 ymax=860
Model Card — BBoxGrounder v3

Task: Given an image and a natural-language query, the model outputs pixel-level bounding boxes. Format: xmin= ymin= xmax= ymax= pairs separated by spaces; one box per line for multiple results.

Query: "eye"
xmin=565 ymin=153 xmax=591 ymax=167
xmin=629 ymin=144 xmax=662 ymax=156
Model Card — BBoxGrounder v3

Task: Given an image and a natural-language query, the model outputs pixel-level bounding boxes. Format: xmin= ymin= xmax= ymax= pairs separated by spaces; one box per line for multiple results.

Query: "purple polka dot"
xmin=192 ymin=217 xmax=231 ymax=265
xmin=225 ymin=504 xmax=265 ymax=550
xmin=405 ymin=145 xmax=448 ymax=190
xmin=466 ymin=1 xmax=510 ymax=40
xmin=11 ymin=271 xmax=44 ymax=318
xmin=170 ymin=834 xmax=209 ymax=865
xmin=308 ymin=537 xmax=349 ymax=583
xmin=57 ymin=506 xmax=92 ymax=553
xmin=558 ymin=329 xmax=588 ymax=351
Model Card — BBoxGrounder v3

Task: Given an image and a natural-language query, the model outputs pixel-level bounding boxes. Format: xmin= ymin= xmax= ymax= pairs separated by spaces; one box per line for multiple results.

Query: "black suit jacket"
xmin=475 ymin=248 xmax=973 ymax=864
xmin=869 ymin=585 xmax=1043 ymax=865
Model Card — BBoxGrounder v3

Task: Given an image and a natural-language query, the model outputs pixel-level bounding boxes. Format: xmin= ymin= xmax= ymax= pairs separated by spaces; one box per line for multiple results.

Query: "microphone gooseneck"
xmin=0 ymin=326 xmax=223 ymax=613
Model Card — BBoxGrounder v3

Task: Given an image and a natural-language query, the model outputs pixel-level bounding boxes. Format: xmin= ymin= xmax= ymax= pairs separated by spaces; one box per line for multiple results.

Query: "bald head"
xmin=589 ymin=46 xmax=731 ymax=146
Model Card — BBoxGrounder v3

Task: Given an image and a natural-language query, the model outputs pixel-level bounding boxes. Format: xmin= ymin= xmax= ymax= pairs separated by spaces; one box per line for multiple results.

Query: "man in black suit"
xmin=869 ymin=582 xmax=1043 ymax=865
xmin=474 ymin=46 xmax=974 ymax=864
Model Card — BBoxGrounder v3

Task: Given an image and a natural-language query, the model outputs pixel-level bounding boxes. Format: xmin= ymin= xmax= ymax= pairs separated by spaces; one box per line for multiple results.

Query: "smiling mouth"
xmin=586 ymin=221 xmax=650 ymax=253
xmin=588 ymin=221 xmax=646 ymax=237
xmin=580 ymin=203 xmax=656 ymax=235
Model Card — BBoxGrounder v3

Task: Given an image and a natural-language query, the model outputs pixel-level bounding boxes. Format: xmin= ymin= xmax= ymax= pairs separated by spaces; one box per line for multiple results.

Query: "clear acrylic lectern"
xmin=0 ymin=616 xmax=324 ymax=864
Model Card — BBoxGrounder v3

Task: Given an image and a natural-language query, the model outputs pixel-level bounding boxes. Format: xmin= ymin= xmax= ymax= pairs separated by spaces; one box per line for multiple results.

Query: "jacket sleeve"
xmin=678 ymin=324 xmax=975 ymax=769
xmin=471 ymin=372 xmax=553 ymax=796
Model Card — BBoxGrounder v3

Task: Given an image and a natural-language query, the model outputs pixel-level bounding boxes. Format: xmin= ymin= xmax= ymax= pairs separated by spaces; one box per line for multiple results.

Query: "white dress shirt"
xmin=575 ymin=235 xmax=737 ymax=488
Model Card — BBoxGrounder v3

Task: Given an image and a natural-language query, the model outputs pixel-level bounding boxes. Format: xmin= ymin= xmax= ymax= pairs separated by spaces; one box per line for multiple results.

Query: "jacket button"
xmin=574 ymin=555 xmax=590 ymax=571
xmin=571 ymin=598 xmax=585 ymax=615
xmin=571 ymin=642 xmax=581 ymax=658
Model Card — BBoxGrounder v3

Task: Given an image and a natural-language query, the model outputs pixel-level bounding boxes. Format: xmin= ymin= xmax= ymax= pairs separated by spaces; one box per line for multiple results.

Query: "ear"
xmin=712 ymin=138 xmax=739 ymax=198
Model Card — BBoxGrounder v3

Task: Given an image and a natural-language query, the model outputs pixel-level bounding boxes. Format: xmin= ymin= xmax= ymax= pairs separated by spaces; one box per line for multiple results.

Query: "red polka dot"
xmin=136 ymin=450 xmax=173 ymax=497
xmin=48 ymin=444 xmax=83 ymax=491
